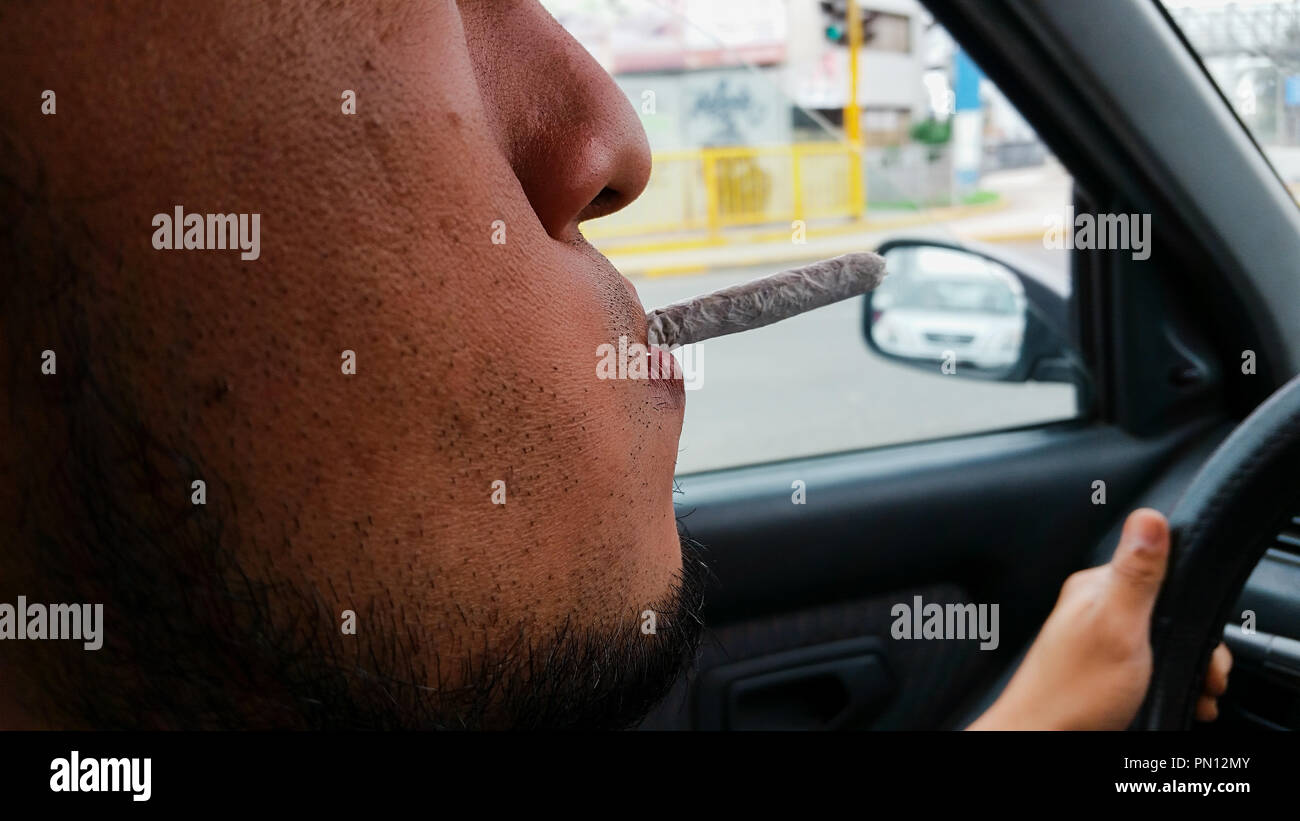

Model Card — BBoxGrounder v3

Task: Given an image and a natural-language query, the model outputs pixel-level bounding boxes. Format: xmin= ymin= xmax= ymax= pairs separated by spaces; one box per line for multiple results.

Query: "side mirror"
xmin=862 ymin=238 xmax=1081 ymax=385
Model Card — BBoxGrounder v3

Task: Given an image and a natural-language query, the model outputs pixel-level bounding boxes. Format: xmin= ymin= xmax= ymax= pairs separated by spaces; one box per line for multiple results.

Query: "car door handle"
xmin=694 ymin=637 xmax=894 ymax=730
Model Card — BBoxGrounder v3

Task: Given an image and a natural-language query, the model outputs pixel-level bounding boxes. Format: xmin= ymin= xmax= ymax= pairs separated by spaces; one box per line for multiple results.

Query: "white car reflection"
xmin=871 ymin=247 xmax=1027 ymax=371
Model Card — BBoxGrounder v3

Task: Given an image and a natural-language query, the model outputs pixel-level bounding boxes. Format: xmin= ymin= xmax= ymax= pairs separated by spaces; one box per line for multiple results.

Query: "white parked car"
xmin=870 ymin=246 xmax=1028 ymax=371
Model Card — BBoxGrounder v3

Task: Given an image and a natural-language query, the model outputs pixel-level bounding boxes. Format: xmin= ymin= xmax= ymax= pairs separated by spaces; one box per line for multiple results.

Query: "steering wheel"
xmin=1137 ymin=371 xmax=1300 ymax=728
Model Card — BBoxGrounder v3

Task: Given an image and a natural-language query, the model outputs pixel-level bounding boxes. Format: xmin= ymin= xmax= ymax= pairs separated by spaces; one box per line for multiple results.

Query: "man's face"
xmin=0 ymin=0 xmax=702 ymax=728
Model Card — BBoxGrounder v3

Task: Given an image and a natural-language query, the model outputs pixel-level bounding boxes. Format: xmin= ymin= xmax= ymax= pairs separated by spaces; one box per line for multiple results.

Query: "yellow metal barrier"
xmin=582 ymin=142 xmax=866 ymax=242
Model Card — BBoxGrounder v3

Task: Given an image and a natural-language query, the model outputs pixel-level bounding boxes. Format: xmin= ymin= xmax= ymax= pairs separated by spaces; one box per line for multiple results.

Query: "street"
xmin=636 ymin=241 xmax=1079 ymax=474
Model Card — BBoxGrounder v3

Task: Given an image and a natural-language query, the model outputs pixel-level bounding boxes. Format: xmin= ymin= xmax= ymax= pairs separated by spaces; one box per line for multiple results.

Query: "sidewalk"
xmin=601 ymin=162 xmax=1068 ymax=278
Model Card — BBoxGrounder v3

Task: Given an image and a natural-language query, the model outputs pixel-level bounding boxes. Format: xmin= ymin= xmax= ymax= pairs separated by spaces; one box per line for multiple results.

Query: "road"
xmin=636 ymin=241 xmax=1079 ymax=474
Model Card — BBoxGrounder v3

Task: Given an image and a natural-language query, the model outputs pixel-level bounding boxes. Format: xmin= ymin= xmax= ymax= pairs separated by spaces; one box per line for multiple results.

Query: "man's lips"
xmin=646 ymin=343 xmax=686 ymax=409
xmin=620 ymin=274 xmax=684 ymax=398
xmin=647 ymin=344 xmax=683 ymax=383
xmin=585 ymin=245 xmax=684 ymax=410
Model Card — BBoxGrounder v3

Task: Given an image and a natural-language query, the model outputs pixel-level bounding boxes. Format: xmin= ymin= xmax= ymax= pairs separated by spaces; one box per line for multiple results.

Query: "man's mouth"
xmin=646 ymin=345 xmax=686 ymax=410
xmin=585 ymin=250 xmax=686 ymax=411
xmin=622 ymin=274 xmax=684 ymax=401
xmin=647 ymin=342 xmax=685 ymax=389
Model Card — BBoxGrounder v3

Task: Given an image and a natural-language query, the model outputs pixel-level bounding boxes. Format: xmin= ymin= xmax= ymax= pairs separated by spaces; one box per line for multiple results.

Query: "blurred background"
xmin=540 ymin=0 xmax=1300 ymax=473
xmin=545 ymin=0 xmax=1056 ymax=264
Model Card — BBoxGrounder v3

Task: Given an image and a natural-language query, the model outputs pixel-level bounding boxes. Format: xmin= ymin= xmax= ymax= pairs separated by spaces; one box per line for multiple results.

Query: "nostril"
xmin=579 ymin=186 xmax=624 ymax=223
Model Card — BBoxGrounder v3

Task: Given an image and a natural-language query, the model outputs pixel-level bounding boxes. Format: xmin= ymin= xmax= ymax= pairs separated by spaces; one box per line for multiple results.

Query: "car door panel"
xmin=640 ymin=418 xmax=1222 ymax=729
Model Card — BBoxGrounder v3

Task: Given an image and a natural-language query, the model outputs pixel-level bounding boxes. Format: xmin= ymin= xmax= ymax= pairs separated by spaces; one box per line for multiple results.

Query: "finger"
xmin=1204 ymin=642 xmax=1232 ymax=697
xmin=1195 ymin=694 xmax=1219 ymax=722
xmin=1104 ymin=508 xmax=1170 ymax=617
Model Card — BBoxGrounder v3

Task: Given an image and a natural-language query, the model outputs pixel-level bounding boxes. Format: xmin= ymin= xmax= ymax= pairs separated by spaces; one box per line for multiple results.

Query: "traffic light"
xmin=819 ymin=0 xmax=879 ymax=46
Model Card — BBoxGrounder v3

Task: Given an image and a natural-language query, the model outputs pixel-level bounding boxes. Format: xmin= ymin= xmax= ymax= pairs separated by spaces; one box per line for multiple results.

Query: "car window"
xmin=544 ymin=0 xmax=1083 ymax=473
xmin=1160 ymin=0 xmax=1300 ymax=205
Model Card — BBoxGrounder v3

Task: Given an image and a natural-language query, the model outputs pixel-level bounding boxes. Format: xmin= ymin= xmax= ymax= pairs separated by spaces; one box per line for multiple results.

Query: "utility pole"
xmin=846 ymin=0 xmax=861 ymax=145
xmin=845 ymin=0 xmax=866 ymax=218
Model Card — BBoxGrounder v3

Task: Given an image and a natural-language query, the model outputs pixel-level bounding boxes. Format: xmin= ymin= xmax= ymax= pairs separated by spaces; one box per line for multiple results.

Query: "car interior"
xmin=637 ymin=0 xmax=1300 ymax=731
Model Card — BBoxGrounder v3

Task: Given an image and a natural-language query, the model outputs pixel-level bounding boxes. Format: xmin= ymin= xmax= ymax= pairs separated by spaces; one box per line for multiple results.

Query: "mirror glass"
xmin=870 ymin=245 xmax=1028 ymax=375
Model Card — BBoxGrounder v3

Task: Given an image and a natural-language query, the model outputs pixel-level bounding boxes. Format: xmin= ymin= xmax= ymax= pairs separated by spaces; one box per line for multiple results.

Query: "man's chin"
xmin=479 ymin=535 xmax=708 ymax=730
xmin=238 ymin=534 xmax=709 ymax=731
xmin=260 ymin=533 xmax=708 ymax=730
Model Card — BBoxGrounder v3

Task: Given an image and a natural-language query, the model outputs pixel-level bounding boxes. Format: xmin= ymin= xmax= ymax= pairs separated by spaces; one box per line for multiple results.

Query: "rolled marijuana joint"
xmin=645 ymin=251 xmax=888 ymax=349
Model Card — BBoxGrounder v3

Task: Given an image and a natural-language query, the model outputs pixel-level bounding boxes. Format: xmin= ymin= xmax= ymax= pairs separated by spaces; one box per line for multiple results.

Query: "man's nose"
xmin=518 ymin=113 xmax=651 ymax=240
xmin=468 ymin=4 xmax=651 ymax=241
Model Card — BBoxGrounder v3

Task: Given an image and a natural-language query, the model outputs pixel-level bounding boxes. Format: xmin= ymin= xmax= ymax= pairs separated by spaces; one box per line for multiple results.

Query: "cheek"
xmin=131 ymin=216 xmax=683 ymax=665
xmin=174 ymin=148 xmax=678 ymax=661
xmin=75 ymin=0 xmax=684 ymax=663
xmin=196 ymin=243 xmax=685 ymax=652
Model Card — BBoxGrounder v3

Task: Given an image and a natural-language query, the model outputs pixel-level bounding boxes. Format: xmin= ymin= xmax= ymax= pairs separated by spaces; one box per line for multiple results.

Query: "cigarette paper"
xmin=645 ymin=251 xmax=887 ymax=349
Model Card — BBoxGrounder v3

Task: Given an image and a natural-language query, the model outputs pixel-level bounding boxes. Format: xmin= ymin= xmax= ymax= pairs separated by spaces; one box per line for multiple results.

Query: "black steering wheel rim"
xmin=1138 ymin=372 xmax=1300 ymax=729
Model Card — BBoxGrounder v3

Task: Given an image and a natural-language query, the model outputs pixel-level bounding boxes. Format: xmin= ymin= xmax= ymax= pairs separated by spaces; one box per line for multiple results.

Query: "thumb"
xmin=1104 ymin=508 xmax=1170 ymax=618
